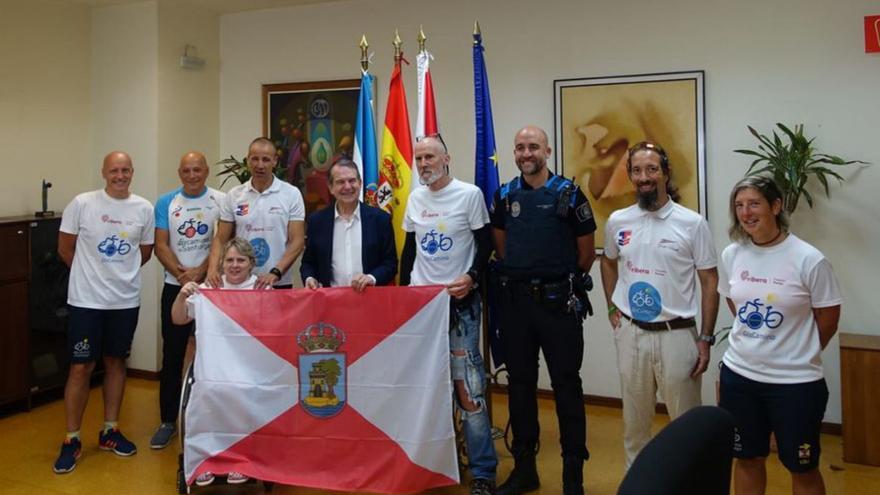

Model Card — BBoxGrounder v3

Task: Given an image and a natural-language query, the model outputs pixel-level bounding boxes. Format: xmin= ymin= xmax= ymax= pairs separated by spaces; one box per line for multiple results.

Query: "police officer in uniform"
xmin=491 ymin=126 xmax=597 ymax=495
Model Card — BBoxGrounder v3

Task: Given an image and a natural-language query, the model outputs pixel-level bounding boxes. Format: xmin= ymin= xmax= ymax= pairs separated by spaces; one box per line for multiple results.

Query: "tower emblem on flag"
xmin=296 ymin=323 xmax=347 ymax=418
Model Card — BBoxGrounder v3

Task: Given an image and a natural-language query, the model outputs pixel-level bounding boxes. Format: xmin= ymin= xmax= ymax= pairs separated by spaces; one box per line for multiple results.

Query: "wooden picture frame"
xmin=262 ymin=79 xmax=363 ymax=215
xmin=553 ymin=71 xmax=707 ymax=252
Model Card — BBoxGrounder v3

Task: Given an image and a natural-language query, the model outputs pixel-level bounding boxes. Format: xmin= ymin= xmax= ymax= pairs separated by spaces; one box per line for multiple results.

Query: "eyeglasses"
xmin=415 ymin=133 xmax=448 ymax=153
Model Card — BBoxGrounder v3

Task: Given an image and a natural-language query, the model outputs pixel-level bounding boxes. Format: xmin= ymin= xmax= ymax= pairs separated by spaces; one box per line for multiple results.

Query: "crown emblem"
xmin=297 ymin=323 xmax=346 ymax=353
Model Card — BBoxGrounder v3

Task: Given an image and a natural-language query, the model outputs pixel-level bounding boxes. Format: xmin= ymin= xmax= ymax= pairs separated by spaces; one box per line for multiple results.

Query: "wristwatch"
xmin=269 ymin=267 xmax=283 ymax=279
xmin=698 ymin=334 xmax=716 ymax=345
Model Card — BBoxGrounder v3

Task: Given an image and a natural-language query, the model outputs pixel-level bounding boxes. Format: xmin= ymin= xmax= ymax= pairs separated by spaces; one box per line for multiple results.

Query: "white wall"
xmin=91 ymin=1 xmax=161 ymax=372
xmin=90 ymin=0 xmax=221 ymax=372
xmin=157 ymin=0 xmax=220 ymax=193
xmin=220 ymin=0 xmax=880 ymax=424
xmin=0 ymin=0 xmax=93 ymax=215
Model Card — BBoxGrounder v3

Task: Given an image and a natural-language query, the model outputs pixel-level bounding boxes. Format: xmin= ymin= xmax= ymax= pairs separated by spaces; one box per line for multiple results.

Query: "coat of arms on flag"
xmin=297 ymin=323 xmax=346 ymax=418
xmin=184 ymin=286 xmax=458 ymax=494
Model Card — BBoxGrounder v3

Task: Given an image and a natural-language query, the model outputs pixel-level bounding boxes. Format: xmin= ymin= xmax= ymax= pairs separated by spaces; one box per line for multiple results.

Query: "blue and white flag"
xmin=353 ymin=72 xmax=378 ymax=203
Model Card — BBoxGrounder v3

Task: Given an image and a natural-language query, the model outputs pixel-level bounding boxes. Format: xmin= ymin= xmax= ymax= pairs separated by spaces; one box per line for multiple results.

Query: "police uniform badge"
xmin=511 ymin=201 xmax=521 ymax=218
xmin=575 ymin=201 xmax=593 ymax=222
xmin=297 ymin=323 xmax=347 ymax=418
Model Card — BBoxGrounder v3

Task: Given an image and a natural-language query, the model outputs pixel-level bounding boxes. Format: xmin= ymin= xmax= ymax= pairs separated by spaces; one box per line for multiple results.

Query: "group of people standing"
xmin=50 ymin=126 xmax=841 ymax=495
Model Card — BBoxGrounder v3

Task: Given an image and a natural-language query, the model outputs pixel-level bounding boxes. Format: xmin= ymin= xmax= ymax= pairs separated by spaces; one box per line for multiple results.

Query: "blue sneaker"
xmin=53 ymin=437 xmax=82 ymax=474
xmin=98 ymin=428 xmax=137 ymax=456
xmin=149 ymin=422 xmax=177 ymax=449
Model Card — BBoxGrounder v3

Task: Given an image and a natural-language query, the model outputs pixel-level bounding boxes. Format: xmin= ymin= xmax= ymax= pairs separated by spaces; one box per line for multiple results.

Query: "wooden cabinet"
xmin=0 ymin=217 xmax=68 ymax=408
xmin=840 ymin=333 xmax=880 ymax=466
xmin=0 ymin=222 xmax=29 ymax=405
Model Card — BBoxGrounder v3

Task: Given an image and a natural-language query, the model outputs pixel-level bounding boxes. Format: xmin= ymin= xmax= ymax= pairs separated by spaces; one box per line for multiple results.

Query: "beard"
xmin=516 ymin=159 xmax=543 ymax=176
xmin=637 ymin=186 xmax=659 ymax=210
xmin=419 ymin=168 xmax=445 ymax=186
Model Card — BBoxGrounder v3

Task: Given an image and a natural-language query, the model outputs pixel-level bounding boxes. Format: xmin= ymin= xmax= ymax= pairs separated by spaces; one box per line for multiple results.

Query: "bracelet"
xmin=607 ymin=304 xmax=618 ymax=316
xmin=269 ymin=267 xmax=283 ymax=278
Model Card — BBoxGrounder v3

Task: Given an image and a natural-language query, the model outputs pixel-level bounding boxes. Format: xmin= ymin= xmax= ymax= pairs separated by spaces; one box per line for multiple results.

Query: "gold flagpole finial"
xmin=393 ymin=29 xmax=403 ymax=61
xmin=359 ymin=35 xmax=369 ymax=71
xmin=473 ymin=20 xmax=481 ymax=45
xmin=418 ymin=25 xmax=427 ymax=52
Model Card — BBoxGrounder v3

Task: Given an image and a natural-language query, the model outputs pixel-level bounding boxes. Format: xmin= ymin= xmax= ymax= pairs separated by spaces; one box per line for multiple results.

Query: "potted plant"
xmin=215 ymin=155 xmax=289 ymax=188
xmin=734 ymin=123 xmax=867 ymax=214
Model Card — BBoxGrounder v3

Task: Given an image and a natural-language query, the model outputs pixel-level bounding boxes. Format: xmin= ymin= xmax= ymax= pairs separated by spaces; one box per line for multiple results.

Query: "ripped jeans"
xmin=450 ymin=295 xmax=498 ymax=481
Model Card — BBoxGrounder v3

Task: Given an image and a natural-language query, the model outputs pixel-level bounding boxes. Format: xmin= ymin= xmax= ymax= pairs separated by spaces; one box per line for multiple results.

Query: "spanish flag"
xmin=379 ymin=52 xmax=413 ymax=260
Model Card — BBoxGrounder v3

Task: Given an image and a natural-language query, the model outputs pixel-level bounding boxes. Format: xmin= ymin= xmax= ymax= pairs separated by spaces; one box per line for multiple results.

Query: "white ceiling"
xmin=61 ymin=0 xmax=341 ymax=15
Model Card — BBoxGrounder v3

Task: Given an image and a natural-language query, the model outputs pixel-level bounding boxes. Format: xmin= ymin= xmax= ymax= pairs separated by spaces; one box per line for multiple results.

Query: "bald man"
xmin=491 ymin=126 xmax=597 ymax=495
xmin=54 ymin=152 xmax=155 ymax=474
xmin=149 ymin=152 xmax=225 ymax=449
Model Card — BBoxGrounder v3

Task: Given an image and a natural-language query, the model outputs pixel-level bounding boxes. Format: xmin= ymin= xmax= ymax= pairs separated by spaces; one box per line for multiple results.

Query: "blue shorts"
xmin=719 ymin=364 xmax=828 ymax=472
xmin=68 ymin=305 xmax=140 ymax=363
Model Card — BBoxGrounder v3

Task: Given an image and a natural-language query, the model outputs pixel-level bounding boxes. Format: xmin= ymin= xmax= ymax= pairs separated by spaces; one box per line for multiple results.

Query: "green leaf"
xmin=802 ymin=188 xmax=814 ymax=208
xmin=735 ymin=123 xmax=867 ymax=215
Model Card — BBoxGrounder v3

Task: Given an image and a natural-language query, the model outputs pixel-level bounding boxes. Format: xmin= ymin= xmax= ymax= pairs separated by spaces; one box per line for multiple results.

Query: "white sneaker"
xmin=226 ymin=471 xmax=250 ymax=484
xmin=195 ymin=471 xmax=215 ymax=486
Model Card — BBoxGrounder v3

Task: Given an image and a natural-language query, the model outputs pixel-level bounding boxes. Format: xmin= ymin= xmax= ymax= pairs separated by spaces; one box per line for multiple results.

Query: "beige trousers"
xmin=613 ymin=317 xmax=702 ymax=469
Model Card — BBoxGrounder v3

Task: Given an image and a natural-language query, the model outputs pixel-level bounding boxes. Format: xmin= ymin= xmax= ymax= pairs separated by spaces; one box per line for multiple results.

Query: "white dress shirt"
xmin=330 ymin=204 xmax=364 ymax=287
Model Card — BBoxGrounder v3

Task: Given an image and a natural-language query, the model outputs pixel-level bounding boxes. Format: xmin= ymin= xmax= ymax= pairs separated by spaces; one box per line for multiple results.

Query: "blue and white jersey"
xmin=155 ymin=187 xmax=225 ymax=285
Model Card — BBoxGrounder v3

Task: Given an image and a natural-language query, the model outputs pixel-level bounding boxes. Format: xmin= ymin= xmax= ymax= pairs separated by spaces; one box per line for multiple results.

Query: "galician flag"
xmin=354 ymin=71 xmax=378 ymax=204
xmin=379 ymin=52 xmax=413 ymax=261
xmin=184 ymin=287 xmax=458 ymax=494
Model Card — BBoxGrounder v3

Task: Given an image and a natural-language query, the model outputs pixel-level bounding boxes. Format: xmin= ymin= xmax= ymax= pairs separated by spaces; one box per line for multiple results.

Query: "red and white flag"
xmin=415 ymin=49 xmax=438 ymax=141
xmin=184 ymin=286 xmax=458 ymax=494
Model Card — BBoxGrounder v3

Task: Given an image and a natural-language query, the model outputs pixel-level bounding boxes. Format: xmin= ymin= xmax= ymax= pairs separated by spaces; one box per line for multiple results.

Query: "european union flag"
xmin=473 ymin=31 xmax=500 ymax=209
xmin=474 ymin=27 xmax=505 ymax=367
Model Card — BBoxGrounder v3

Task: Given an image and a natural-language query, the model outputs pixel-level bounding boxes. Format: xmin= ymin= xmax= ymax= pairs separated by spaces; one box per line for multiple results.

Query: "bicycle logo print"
xmin=628 ymin=281 xmax=662 ymax=321
xmin=250 ymin=237 xmax=270 ymax=267
xmin=737 ymin=298 xmax=784 ymax=330
xmin=177 ymin=218 xmax=209 ymax=238
xmin=420 ymin=229 xmax=453 ymax=255
xmin=97 ymin=235 xmax=132 ymax=257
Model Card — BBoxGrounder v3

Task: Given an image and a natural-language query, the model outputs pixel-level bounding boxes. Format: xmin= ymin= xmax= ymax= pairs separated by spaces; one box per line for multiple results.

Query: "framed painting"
xmin=553 ymin=71 xmax=706 ymax=252
xmin=263 ymin=79 xmax=363 ymax=215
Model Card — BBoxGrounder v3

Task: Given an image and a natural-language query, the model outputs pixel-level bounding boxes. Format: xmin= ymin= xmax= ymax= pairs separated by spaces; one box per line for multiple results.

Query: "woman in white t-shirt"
xmin=170 ymin=237 xmax=265 ymax=487
xmin=718 ymin=176 xmax=842 ymax=495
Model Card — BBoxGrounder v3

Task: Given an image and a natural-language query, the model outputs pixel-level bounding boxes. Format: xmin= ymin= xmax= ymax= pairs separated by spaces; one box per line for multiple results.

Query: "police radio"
xmin=556 ymin=180 xmax=577 ymax=218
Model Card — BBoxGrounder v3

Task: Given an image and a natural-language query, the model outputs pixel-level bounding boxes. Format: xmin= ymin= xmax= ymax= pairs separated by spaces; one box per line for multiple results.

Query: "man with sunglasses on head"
xmin=207 ymin=137 xmax=305 ymax=289
xmin=491 ymin=126 xmax=596 ymax=495
xmin=400 ymin=134 xmax=497 ymax=495
xmin=599 ymin=141 xmax=719 ymax=471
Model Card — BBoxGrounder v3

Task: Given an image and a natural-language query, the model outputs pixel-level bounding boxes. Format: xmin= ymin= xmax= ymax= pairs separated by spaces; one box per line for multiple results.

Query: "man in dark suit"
xmin=301 ymin=158 xmax=397 ymax=290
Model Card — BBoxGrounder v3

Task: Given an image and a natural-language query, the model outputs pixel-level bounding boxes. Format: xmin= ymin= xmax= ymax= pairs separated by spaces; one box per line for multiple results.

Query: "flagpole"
xmin=473 ymin=18 xmax=506 ymax=442
xmin=393 ymin=29 xmax=402 ymax=62
xmin=418 ymin=25 xmax=426 ymax=53
xmin=360 ymin=34 xmax=369 ymax=72
xmin=354 ymin=34 xmax=378 ymax=204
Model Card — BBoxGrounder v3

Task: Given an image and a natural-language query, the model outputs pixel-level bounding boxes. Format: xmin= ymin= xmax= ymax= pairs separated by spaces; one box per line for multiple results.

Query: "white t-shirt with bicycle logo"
xmin=403 ymin=179 xmax=489 ymax=286
xmin=719 ymin=234 xmax=842 ymax=383
xmin=603 ymin=200 xmax=717 ymax=322
xmin=61 ymin=189 xmax=155 ymax=309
